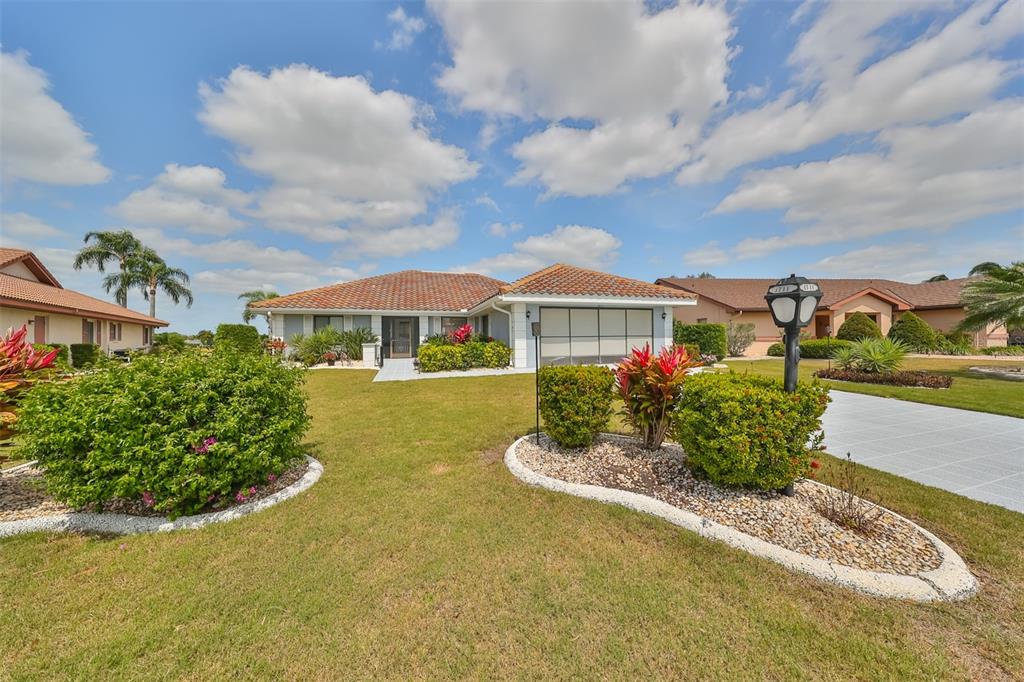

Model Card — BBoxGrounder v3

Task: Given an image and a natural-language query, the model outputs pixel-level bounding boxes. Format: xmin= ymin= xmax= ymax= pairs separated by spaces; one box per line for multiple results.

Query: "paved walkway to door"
xmin=821 ymin=391 xmax=1023 ymax=513
xmin=373 ymin=358 xmax=534 ymax=382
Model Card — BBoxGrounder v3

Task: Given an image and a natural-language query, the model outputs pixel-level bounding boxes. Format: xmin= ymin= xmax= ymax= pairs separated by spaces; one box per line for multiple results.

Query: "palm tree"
xmin=956 ymin=261 xmax=1024 ymax=332
xmin=238 ymin=290 xmax=279 ymax=324
xmin=73 ymin=230 xmax=145 ymax=306
xmin=925 ymin=274 xmax=949 ymax=282
xmin=123 ymin=252 xmax=194 ymax=320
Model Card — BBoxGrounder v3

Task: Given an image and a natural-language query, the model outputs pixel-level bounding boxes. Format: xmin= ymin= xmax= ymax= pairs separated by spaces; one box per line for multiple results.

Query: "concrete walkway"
xmin=372 ymin=358 xmax=534 ymax=382
xmin=821 ymin=391 xmax=1023 ymax=513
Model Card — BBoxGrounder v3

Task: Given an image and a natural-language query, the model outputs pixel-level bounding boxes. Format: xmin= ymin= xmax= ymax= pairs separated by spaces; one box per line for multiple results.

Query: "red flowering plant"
xmin=616 ymin=343 xmax=700 ymax=449
xmin=449 ymin=323 xmax=473 ymax=345
xmin=1 ymin=325 xmax=58 ymax=441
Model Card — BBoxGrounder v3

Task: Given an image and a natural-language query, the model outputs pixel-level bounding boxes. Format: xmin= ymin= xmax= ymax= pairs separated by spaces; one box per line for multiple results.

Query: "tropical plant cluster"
xmin=673 ymin=373 xmax=829 ymax=490
xmin=831 ymin=337 xmax=908 ymax=374
xmin=616 ymin=344 xmax=700 ymax=449
xmin=289 ymin=326 xmax=379 ymax=365
xmin=673 ymin=322 xmax=728 ymax=360
xmin=1 ymin=326 xmax=58 ymax=442
xmin=16 ymin=348 xmax=310 ymax=518
xmin=537 ymin=365 xmax=615 ymax=448
xmin=417 ymin=323 xmax=511 ymax=372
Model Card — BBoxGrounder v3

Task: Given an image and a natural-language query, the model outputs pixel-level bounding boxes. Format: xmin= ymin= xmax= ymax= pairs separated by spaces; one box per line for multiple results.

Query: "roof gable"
xmin=501 ymin=263 xmax=695 ymax=300
xmin=0 ymin=247 xmax=61 ymax=287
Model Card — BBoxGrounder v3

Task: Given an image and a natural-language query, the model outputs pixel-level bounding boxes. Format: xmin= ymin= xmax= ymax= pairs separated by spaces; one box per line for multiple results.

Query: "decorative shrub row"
xmin=767 ymin=338 xmax=853 ymax=358
xmin=69 ymin=343 xmax=99 ymax=367
xmin=979 ymin=345 xmax=1024 ymax=356
xmin=16 ymin=349 xmax=310 ymax=518
xmin=673 ymin=373 xmax=829 ymax=490
xmin=813 ymin=368 xmax=953 ymax=388
xmin=417 ymin=341 xmax=511 ymax=372
xmin=673 ymin=322 xmax=728 ymax=360
xmin=214 ymin=324 xmax=262 ymax=354
xmin=538 ymin=365 xmax=615 ymax=447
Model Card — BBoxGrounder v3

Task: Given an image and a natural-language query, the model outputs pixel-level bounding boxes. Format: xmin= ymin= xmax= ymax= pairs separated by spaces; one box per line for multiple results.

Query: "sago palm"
xmin=957 ymin=262 xmax=1024 ymax=333
xmin=73 ymin=230 xmax=145 ymax=306
xmin=122 ymin=252 xmax=194 ymax=320
xmin=238 ymin=290 xmax=279 ymax=325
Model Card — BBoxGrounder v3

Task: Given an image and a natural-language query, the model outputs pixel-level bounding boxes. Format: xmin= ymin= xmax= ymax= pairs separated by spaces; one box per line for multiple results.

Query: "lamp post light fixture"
xmin=765 ymin=274 xmax=823 ymax=393
xmin=531 ymin=321 xmax=542 ymax=445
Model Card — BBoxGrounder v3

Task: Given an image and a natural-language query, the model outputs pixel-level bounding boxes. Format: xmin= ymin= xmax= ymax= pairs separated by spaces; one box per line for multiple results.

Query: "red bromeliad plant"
xmin=616 ymin=343 xmax=700 ymax=449
xmin=450 ymin=323 xmax=473 ymax=345
xmin=1 ymin=325 xmax=58 ymax=440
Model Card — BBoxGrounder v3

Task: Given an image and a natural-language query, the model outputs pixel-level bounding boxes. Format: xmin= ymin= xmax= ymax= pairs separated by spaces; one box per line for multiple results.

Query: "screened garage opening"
xmin=539 ymin=307 xmax=653 ymax=366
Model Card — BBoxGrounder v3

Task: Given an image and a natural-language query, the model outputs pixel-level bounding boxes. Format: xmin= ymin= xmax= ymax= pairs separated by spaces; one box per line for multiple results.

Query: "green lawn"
xmin=2 ymin=371 xmax=1022 ymax=679
xmin=725 ymin=357 xmax=1024 ymax=418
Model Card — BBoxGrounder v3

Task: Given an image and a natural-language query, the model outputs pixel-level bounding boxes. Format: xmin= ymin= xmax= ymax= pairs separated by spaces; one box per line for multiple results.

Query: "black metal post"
xmin=535 ymin=334 xmax=540 ymax=445
xmin=784 ymin=327 xmax=800 ymax=393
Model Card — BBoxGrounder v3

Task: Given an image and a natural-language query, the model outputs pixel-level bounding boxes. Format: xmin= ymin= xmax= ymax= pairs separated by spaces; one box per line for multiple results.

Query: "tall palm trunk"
xmin=117 ymin=257 xmax=129 ymax=307
xmin=149 ymin=285 xmax=157 ymax=318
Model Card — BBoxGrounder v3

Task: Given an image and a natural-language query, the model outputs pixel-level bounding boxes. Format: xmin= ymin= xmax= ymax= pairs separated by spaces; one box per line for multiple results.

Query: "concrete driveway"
xmin=821 ymin=391 xmax=1023 ymax=513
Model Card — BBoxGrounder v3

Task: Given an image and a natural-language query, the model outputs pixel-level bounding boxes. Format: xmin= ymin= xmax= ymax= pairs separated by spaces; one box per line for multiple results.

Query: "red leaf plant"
xmin=1 ymin=325 xmax=58 ymax=441
xmin=616 ymin=343 xmax=700 ymax=450
xmin=450 ymin=323 xmax=473 ymax=345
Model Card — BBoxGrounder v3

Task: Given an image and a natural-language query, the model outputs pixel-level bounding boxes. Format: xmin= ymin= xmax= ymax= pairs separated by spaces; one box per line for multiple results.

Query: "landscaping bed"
xmin=0 ymin=457 xmax=311 ymax=523
xmin=515 ymin=434 xmax=942 ymax=574
xmin=969 ymin=365 xmax=1024 ymax=380
xmin=814 ymin=368 xmax=953 ymax=388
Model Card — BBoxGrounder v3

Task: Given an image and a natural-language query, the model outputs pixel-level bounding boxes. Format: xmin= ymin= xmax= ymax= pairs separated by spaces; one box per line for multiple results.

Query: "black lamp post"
xmin=765 ymin=274 xmax=823 ymax=393
xmin=532 ymin=321 xmax=541 ymax=445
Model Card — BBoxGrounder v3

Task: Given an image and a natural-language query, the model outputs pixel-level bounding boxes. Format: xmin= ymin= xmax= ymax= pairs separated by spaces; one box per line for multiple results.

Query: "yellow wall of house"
xmin=673 ymin=302 xmax=781 ymax=356
xmin=0 ymin=306 xmax=149 ymax=352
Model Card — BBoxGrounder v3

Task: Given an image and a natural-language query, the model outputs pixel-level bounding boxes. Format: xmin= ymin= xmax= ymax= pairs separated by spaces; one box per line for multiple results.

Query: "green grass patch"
xmin=2 ymin=370 xmax=1021 ymax=678
xmin=725 ymin=357 xmax=1024 ymax=418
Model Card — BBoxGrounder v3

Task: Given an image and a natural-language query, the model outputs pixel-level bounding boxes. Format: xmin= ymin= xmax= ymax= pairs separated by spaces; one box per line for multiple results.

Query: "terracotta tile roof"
xmin=0 ymin=273 xmax=167 ymax=326
xmin=249 ymin=270 xmax=509 ymax=311
xmin=502 ymin=263 xmax=695 ymax=300
xmin=655 ymin=277 xmax=972 ymax=311
xmin=0 ymin=247 xmax=61 ymax=287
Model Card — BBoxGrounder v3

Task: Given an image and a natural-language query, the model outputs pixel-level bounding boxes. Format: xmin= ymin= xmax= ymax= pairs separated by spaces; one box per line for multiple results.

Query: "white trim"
xmin=504 ymin=435 xmax=977 ymax=602
xmin=499 ymin=294 xmax=696 ymax=307
xmin=256 ymin=307 xmax=483 ymax=316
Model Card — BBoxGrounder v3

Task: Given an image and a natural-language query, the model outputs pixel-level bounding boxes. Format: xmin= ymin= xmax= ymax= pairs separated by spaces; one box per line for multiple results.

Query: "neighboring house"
xmin=0 ymin=247 xmax=167 ymax=351
xmin=249 ymin=263 xmax=696 ymax=367
xmin=655 ymin=276 xmax=1007 ymax=356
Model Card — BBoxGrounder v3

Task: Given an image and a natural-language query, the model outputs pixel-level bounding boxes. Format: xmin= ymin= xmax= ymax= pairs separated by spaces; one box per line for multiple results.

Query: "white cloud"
xmin=378 ymin=6 xmax=426 ymax=51
xmin=474 ymin=194 xmax=500 ymax=212
xmin=486 ymin=221 xmax=521 ymax=238
xmin=347 ymin=208 xmax=462 ymax=257
xmin=683 ymin=241 xmax=729 ymax=267
xmin=198 ymin=64 xmax=477 ymax=252
xmin=0 ymin=50 xmax=110 ymax=185
xmin=679 ymin=0 xmax=1021 ymax=184
xmin=717 ymin=100 xmax=1024 ymax=258
xmin=0 ymin=212 xmax=66 ymax=239
xmin=113 ymin=164 xmax=250 ymax=235
xmin=458 ymin=225 xmax=621 ymax=276
xmin=431 ymin=0 xmax=734 ymax=196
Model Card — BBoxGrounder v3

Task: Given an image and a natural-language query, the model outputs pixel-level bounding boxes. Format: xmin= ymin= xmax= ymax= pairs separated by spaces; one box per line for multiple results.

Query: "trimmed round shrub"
xmin=70 ymin=343 xmax=99 ymax=367
xmin=16 ymin=349 xmax=309 ymax=518
xmin=836 ymin=312 xmax=882 ymax=341
xmin=673 ymin=373 xmax=829 ymax=490
xmin=887 ymin=312 xmax=936 ymax=352
xmin=767 ymin=342 xmax=784 ymax=356
xmin=482 ymin=341 xmax=512 ymax=368
xmin=538 ymin=365 xmax=615 ymax=447
xmin=214 ymin=323 xmax=262 ymax=354
xmin=673 ymin=322 xmax=728 ymax=361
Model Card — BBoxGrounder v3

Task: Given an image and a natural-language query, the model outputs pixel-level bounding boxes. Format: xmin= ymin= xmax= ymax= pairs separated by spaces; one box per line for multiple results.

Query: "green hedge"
xmin=673 ymin=373 xmax=829 ymax=490
xmin=836 ymin=312 xmax=882 ymax=341
xmin=16 ymin=349 xmax=309 ymax=518
xmin=214 ymin=324 xmax=262 ymax=354
xmin=33 ymin=343 xmax=68 ymax=365
xmin=417 ymin=341 xmax=512 ymax=372
xmin=673 ymin=322 xmax=727 ymax=360
xmin=538 ymin=365 xmax=615 ymax=447
xmin=153 ymin=332 xmax=187 ymax=353
xmin=766 ymin=338 xmax=853 ymax=358
xmin=980 ymin=345 xmax=1024 ymax=355
xmin=70 ymin=343 xmax=99 ymax=368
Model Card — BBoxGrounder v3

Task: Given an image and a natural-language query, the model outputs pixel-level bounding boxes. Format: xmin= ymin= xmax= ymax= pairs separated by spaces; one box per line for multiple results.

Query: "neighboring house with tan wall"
xmin=655 ymin=276 xmax=1007 ymax=356
xmin=0 ymin=247 xmax=166 ymax=353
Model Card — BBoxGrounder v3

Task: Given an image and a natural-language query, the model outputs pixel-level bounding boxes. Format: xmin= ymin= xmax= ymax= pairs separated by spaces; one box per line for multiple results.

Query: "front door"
xmin=391 ymin=318 xmax=413 ymax=358
xmin=34 ymin=316 xmax=46 ymax=344
xmin=814 ymin=314 xmax=830 ymax=338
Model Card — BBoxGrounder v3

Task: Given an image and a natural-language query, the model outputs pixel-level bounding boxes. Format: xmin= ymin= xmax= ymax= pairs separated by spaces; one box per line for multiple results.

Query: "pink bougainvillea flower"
xmin=249 ymin=486 xmax=257 ymax=494
xmin=141 ymin=491 xmax=155 ymax=508
xmin=267 ymin=473 xmax=277 ymax=483
xmin=235 ymin=491 xmax=247 ymax=503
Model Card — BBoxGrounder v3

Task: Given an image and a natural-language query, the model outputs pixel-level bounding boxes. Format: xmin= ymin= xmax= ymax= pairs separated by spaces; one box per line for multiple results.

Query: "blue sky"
xmin=2 ymin=0 xmax=1022 ymax=333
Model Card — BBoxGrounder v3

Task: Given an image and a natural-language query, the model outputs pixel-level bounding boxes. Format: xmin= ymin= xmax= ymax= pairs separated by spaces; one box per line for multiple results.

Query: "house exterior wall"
xmin=911 ymin=308 xmax=1007 ymax=347
xmin=0 ymin=306 xmax=147 ymax=352
xmin=832 ymin=294 xmax=896 ymax=335
xmin=282 ymin=314 xmax=304 ymax=341
xmin=672 ymin=302 xmax=781 ymax=356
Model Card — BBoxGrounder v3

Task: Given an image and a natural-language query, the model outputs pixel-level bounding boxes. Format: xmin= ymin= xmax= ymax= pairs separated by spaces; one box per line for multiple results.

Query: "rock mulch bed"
xmin=516 ymin=435 xmax=942 ymax=574
xmin=1 ymin=458 xmax=309 ymax=522
xmin=969 ymin=365 xmax=1024 ymax=380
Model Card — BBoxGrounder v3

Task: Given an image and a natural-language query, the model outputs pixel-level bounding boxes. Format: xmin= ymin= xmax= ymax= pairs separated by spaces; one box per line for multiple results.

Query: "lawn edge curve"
xmin=0 ymin=455 xmax=323 ymax=538
xmin=504 ymin=435 xmax=977 ymax=602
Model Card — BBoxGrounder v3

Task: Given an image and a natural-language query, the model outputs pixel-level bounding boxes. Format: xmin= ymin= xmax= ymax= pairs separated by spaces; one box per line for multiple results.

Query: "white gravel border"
xmin=0 ymin=455 xmax=323 ymax=538
xmin=505 ymin=435 xmax=977 ymax=602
